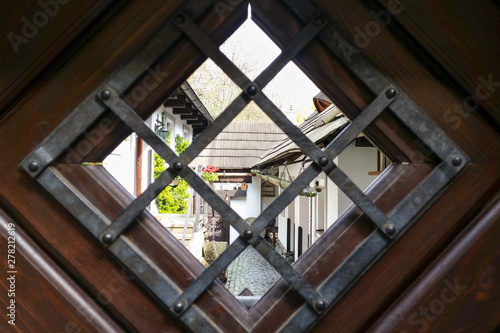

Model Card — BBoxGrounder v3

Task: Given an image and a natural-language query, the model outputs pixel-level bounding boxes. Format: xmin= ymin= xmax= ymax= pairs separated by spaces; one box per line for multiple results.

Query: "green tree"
xmin=155 ymin=135 xmax=191 ymax=214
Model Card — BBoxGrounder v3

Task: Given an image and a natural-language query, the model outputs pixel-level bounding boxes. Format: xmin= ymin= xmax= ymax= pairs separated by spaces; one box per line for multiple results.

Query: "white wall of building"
xmin=103 ymin=135 xmax=137 ymax=196
xmin=319 ymin=142 xmax=378 ymax=235
xmin=274 ymin=142 xmax=378 ymax=260
xmin=336 ymin=142 xmax=377 ymax=214
xmin=229 ymin=177 xmax=261 ymax=244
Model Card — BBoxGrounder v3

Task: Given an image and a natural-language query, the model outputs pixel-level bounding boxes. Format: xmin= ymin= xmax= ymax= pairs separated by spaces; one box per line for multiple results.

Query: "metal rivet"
xmin=385 ymin=88 xmax=397 ymax=99
xmin=173 ymin=302 xmax=184 ymax=313
xmin=28 ymin=161 xmax=40 ymax=172
xmin=318 ymin=156 xmax=329 ymax=167
xmin=66 ymin=197 xmax=75 ymax=206
xmin=174 ymin=14 xmax=185 ymax=25
xmin=385 ymin=225 xmax=396 ymax=236
xmin=451 ymin=156 xmax=462 ymax=167
xmin=173 ymin=162 xmax=183 ymax=172
xmin=413 ymin=196 xmax=422 ymax=206
xmin=243 ymin=230 xmax=253 ymax=240
xmin=246 ymin=85 xmax=257 ymax=96
xmin=315 ymin=16 xmax=325 ymax=27
xmin=315 ymin=300 xmax=326 ymax=311
xmin=102 ymin=233 xmax=113 ymax=244
xmin=100 ymin=90 xmax=111 ymax=101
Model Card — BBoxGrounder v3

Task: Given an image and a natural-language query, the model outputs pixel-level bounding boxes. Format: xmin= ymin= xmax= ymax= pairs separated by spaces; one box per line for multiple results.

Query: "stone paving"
xmin=225 ymin=246 xmax=282 ymax=297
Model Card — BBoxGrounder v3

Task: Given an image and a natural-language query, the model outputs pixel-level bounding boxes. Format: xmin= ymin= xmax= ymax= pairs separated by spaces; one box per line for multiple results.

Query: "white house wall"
xmin=274 ymin=143 xmax=378 ymax=261
xmin=229 ymin=177 xmax=261 ymax=244
xmin=103 ymin=134 xmax=136 ymax=196
xmin=325 ymin=172 xmax=339 ymax=230
xmin=336 ymin=142 xmax=377 ymax=214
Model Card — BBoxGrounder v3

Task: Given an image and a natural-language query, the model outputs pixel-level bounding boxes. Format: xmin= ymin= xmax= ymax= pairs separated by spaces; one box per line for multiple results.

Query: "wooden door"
xmin=1 ymin=1 xmax=499 ymax=332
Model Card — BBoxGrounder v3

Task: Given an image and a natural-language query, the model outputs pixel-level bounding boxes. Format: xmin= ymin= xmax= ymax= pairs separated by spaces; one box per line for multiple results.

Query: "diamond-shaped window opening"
xmin=21 ymin=0 xmax=468 ymax=331
xmin=219 ymin=10 xmax=281 ymax=82
xmin=216 ymin=11 xmax=322 ymax=126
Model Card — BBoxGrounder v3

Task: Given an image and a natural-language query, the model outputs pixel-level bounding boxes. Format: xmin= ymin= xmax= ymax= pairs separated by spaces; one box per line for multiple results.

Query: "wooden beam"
xmin=191 ymin=119 xmax=208 ymax=128
xmin=172 ymin=103 xmax=193 ymax=115
xmin=217 ymin=175 xmax=252 ymax=183
xmin=166 ymin=89 xmax=183 ymax=99
xmin=186 ymin=116 xmax=204 ymax=125
xmin=164 ymin=94 xmax=186 ymax=107
xmin=181 ymin=111 xmax=200 ymax=120
xmin=0 ymin=209 xmax=124 ymax=333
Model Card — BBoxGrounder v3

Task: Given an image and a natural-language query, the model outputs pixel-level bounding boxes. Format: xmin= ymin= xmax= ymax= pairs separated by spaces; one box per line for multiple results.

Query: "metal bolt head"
xmin=451 ymin=156 xmax=462 ymax=167
xmin=173 ymin=161 xmax=183 ymax=172
xmin=100 ymin=90 xmax=111 ymax=101
xmin=246 ymin=85 xmax=257 ymax=96
xmin=413 ymin=196 xmax=422 ymax=206
xmin=28 ymin=160 xmax=40 ymax=172
xmin=102 ymin=233 xmax=113 ymax=244
xmin=315 ymin=16 xmax=325 ymax=27
xmin=385 ymin=224 xmax=396 ymax=236
xmin=173 ymin=302 xmax=184 ymax=313
xmin=243 ymin=229 xmax=253 ymax=240
xmin=385 ymin=88 xmax=397 ymax=99
xmin=318 ymin=156 xmax=329 ymax=167
xmin=315 ymin=299 xmax=326 ymax=311
xmin=174 ymin=14 xmax=185 ymax=25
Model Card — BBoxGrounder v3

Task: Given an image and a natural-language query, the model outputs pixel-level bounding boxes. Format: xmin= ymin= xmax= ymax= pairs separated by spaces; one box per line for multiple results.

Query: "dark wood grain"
xmin=0 ymin=1 xmax=198 ymax=331
xmin=250 ymin=0 xmax=500 ymax=331
xmin=0 ymin=0 xmax=499 ymax=332
xmin=376 ymin=0 xmax=500 ymax=129
xmin=368 ymin=191 xmax=500 ymax=333
xmin=0 ymin=208 xmax=124 ymax=333
xmin=310 ymin=163 xmax=500 ymax=333
xmin=0 ymin=0 xmax=118 ymax=116
xmin=56 ymin=164 xmax=249 ymax=331
xmin=250 ymin=163 xmax=434 ymax=332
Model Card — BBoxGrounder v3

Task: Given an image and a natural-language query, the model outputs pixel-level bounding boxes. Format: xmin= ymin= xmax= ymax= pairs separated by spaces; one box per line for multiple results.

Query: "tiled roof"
xmin=256 ymin=104 xmax=348 ymax=166
xmin=191 ymin=121 xmax=286 ymax=169
xmin=191 ymin=103 xmax=349 ymax=169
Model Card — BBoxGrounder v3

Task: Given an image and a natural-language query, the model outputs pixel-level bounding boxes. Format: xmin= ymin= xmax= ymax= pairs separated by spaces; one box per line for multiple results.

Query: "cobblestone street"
xmin=225 ymin=246 xmax=282 ymax=297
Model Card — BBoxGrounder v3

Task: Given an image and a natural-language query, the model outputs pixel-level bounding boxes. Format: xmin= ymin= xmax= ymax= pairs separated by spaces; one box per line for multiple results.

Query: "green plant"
xmin=165 ymin=128 xmax=173 ymax=147
xmin=155 ymin=175 xmax=189 ymax=214
xmin=175 ymin=134 xmax=189 ymax=155
xmin=202 ymin=165 xmax=219 ymax=182
xmin=154 ymin=134 xmax=190 ymax=214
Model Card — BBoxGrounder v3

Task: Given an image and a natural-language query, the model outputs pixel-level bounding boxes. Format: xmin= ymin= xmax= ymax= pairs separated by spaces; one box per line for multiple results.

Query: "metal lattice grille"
xmin=21 ymin=1 xmax=468 ymax=331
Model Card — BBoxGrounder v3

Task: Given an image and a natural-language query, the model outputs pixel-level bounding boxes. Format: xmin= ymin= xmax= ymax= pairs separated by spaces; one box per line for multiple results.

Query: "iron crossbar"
xmin=98 ymin=86 xmax=327 ymax=313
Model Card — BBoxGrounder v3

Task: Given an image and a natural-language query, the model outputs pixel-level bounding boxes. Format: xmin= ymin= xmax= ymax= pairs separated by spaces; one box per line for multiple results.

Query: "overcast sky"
xmin=221 ymin=11 xmax=320 ymax=118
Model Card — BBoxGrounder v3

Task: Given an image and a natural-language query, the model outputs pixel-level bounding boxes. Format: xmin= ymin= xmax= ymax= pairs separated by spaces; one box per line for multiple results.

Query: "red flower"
xmin=203 ymin=165 xmax=219 ymax=173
